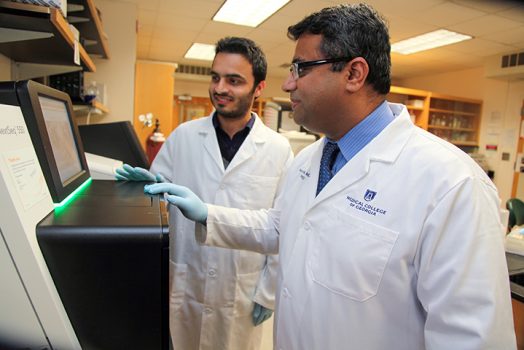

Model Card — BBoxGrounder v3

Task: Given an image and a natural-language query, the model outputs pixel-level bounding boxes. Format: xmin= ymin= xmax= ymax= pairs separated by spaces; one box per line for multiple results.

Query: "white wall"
xmin=400 ymin=69 xmax=524 ymax=205
xmin=80 ymin=0 xmax=137 ymax=125
xmin=0 ymin=54 xmax=11 ymax=81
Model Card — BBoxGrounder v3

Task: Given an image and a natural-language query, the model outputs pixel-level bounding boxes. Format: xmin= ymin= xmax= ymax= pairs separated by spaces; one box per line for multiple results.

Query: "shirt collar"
xmin=328 ymin=100 xmax=395 ymax=163
xmin=212 ymin=112 xmax=256 ymax=131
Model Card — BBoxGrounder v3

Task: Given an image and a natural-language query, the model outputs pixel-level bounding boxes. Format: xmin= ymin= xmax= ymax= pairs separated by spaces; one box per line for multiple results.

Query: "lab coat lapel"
xmin=225 ymin=117 xmax=266 ymax=174
xmin=200 ymin=117 xmax=225 ymax=172
xmin=311 ymin=105 xmax=413 ymax=207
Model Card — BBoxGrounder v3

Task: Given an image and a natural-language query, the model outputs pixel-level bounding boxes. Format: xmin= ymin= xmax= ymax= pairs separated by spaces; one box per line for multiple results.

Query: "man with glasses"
xmin=117 ymin=37 xmax=293 ymax=350
xmin=145 ymin=4 xmax=516 ymax=349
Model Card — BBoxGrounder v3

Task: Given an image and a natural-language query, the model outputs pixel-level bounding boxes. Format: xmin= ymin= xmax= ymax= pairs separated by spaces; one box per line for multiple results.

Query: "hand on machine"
xmin=144 ymin=183 xmax=208 ymax=224
xmin=252 ymin=303 xmax=273 ymax=326
xmin=115 ymin=164 xmax=165 ymax=182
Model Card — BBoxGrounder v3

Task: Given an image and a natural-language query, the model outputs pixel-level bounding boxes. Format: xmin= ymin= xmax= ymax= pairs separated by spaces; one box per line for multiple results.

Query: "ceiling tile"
xmin=451 ymin=0 xmax=519 ymax=14
xmin=273 ymin=0 xmax=331 ymax=23
xmin=448 ymin=14 xmax=522 ymax=37
xmin=364 ymin=0 xmax=444 ymax=17
xmin=496 ymin=5 xmax=524 ymax=23
xmin=137 ymin=9 xmax=156 ymax=26
xmin=401 ymin=2 xmax=486 ymax=27
xmin=388 ymin=15 xmax=439 ymax=42
xmin=131 ymin=0 xmax=160 ymax=11
xmin=157 ymin=0 xmax=219 ymax=19
xmin=155 ymin=13 xmax=209 ymax=30
xmin=482 ymin=26 xmax=524 ymax=45
xmin=199 ymin=21 xmax=253 ymax=37
xmin=248 ymin=27 xmax=288 ymax=45
xmin=446 ymin=37 xmax=516 ymax=56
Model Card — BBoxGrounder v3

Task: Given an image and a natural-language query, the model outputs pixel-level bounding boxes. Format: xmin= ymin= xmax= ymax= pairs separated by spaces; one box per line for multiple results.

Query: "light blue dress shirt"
xmin=329 ymin=100 xmax=395 ymax=175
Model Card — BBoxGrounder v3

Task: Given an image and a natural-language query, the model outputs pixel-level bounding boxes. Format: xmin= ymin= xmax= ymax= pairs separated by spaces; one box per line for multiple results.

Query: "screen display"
xmin=38 ymin=95 xmax=83 ymax=185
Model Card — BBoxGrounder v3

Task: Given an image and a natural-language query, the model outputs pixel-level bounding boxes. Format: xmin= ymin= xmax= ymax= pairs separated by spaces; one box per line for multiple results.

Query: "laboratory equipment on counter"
xmin=79 ymin=121 xmax=150 ymax=169
xmin=84 ymin=152 xmax=123 ymax=179
xmin=0 ymin=80 xmax=169 ymax=349
xmin=506 ymin=226 xmax=524 ymax=256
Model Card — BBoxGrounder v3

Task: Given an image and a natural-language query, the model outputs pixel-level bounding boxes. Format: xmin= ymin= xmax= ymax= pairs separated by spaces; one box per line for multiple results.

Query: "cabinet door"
xmin=428 ymin=94 xmax=482 ymax=152
xmin=133 ymin=61 xmax=175 ymax=150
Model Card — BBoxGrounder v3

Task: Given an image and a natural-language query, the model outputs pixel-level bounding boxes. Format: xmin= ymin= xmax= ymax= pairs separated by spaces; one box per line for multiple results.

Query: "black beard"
xmin=212 ymin=92 xmax=254 ymax=119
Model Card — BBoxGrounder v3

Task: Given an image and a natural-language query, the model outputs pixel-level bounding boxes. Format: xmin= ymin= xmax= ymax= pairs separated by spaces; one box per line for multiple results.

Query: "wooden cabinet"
xmin=388 ymin=86 xmax=430 ymax=129
xmin=388 ymin=86 xmax=482 ymax=151
xmin=0 ymin=0 xmax=108 ymax=78
xmin=133 ymin=61 xmax=176 ymax=150
xmin=428 ymin=93 xmax=481 ymax=150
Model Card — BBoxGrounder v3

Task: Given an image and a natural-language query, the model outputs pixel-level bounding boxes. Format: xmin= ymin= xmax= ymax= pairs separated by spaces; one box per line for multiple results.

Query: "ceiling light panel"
xmin=184 ymin=43 xmax=216 ymax=61
xmin=391 ymin=29 xmax=472 ymax=55
xmin=213 ymin=0 xmax=291 ymax=27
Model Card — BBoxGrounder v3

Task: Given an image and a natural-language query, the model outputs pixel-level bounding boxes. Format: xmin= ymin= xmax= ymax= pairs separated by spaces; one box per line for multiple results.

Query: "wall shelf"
xmin=429 ymin=94 xmax=482 ymax=149
xmin=0 ymin=1 xmax=95 ymax=73
xmin=388 ymin=86 xmax=482 ymax=150
xmin=67 ymin=0 xmax=109 ymax=59
xmin=429 ymin=108 xmax=478 ymax=116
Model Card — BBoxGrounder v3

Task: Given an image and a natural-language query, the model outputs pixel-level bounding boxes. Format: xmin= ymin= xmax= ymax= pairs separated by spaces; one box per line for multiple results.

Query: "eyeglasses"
xmin=289 ymin=57 xmax=353 ymax=80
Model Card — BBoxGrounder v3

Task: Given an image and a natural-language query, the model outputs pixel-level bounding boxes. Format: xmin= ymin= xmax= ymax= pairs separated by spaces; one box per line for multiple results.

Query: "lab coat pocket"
xmin=170 ymin=261 xmax=188 ymax=312
xmin=310 ymin=210 xmax=398 ymax=301
xmin=236 ymin=173 xmax=279 ymax=209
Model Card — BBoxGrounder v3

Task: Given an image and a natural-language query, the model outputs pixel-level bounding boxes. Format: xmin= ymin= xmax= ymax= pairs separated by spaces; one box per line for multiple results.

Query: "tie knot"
xmin=321 ymin=142 xmax=339 ymax=167
xmin=316 ymin=141 xmax=340 ymax=196
xmin=324 ymin=141 xmax=338 ymax=156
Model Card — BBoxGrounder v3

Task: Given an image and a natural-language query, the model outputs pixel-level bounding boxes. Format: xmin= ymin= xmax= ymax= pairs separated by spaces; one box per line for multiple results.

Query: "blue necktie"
xmin=316 ymin=141 xmax=339 ymax=196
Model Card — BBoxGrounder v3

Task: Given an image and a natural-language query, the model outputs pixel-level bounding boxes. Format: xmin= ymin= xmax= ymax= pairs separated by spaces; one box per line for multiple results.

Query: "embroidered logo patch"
xmin=364 ymin=189 xmax=377 ymax=201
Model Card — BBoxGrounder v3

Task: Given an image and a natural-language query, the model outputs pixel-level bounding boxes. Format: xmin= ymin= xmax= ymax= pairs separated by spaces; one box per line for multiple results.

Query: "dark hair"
xmin=287 ymin=3 xmax=391 ymax=94
xmin=215 ymin=37 xmax=267 ymax=87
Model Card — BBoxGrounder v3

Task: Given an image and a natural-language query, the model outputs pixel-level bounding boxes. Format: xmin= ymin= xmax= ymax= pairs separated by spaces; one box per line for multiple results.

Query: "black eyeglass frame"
xmin=290 ymin=57 xmax=353 ymax=80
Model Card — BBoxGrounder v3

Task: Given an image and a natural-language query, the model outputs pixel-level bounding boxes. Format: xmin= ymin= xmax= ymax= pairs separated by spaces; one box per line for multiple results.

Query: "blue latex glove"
xmin=144 ymin=183 xmax=207 ymax=223
xmin=115 ymin=164 xmax=163 ymax=182
xmin=252 ymin=303 xmax=273 ymax=326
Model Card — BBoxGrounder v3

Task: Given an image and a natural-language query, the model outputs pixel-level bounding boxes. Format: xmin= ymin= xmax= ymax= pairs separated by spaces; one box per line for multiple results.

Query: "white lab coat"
xmin=151 ymin=114 xmax=293 ymax=350
xmin=200 ymin=103 xmax=516 ymax=350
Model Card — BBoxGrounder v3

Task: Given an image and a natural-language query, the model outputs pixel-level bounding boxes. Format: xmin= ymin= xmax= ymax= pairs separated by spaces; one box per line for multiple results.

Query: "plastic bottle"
xmin=84 ymin=81 xmax=99 ymax=103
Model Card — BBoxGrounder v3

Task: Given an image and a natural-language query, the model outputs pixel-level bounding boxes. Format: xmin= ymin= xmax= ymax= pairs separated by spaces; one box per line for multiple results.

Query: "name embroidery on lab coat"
xmin=346 ymin=190 xmax=387 ymax=216
xmin=299 ymin=168 xmax=311 ymax=180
